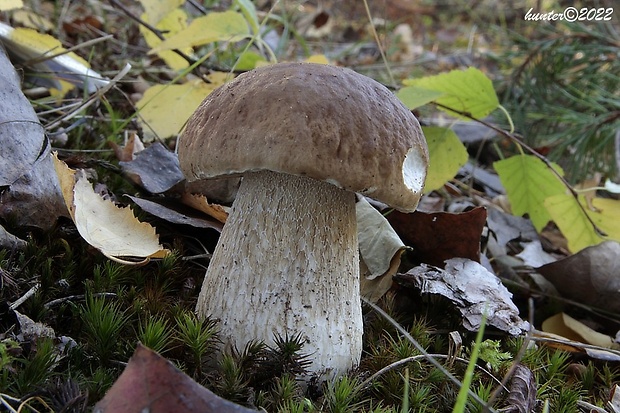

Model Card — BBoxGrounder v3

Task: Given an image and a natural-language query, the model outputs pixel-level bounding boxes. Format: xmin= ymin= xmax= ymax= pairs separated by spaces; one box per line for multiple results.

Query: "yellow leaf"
xmin=137 ymin=75 xmax=229 ymax=140
xmin=305 ymin=54 xmax=329 ymax=64
xmin=150 ymin=11 xmax=249 ymax=53
xmin=544 ymin=193 xmax=604 ymax=252
xmin=590 ymin=198 xmax=620 ymax=237
xmin=0 ymin=0 xmax=22 ymax=11
xmin=542 ymin=313 xmax=615 ymax=349
xmin=181 ymin=192 xmax=228 ymax=224
xmin=11 ymin=9 xmax=54 ymax=31
xmin=52 ymin=153 xmax=169 ymax=264
xmin=140 ymin=8 xmax=189 ymax=70
xmin=422 ymin=126 xmax=468 ymax=192
xmin=138 ymin=0 xmax=183 ymax=25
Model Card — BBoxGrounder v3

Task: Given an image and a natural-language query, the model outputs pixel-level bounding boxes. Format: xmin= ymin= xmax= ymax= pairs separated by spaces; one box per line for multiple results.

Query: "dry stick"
xmin=24 ymin=35 xmax=114 ymax=67
xmin=361 ymin=297 xmax=497 ymax=412
xmin=358 ymin=353 xmax=506 ymax=392
xmin=433 ymin=101 xmax=606 ymax=237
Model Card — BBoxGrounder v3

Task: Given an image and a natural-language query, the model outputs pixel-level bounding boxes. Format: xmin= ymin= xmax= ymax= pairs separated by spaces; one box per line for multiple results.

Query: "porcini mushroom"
xmin=178 ymin=63 xmax=428 ymax=378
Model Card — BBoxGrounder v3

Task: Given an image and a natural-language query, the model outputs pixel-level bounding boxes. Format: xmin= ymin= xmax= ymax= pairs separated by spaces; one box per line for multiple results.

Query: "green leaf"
xmin=149 ymin=11 xmax=250 ymax=53
xmin=544 ymin=194 xmax=603 ymax=252
xmin=422 ymin=126 xmax=468 ymax=192
xmin=403 ymin=67 xmax=499 ymax=119
xmin=234 ymin=0 xmax=259 ymax=35
xmin=494 ymin=155 xmax=565 ymax=231
xmin=396 ymin=86 xmax=445 ymax=110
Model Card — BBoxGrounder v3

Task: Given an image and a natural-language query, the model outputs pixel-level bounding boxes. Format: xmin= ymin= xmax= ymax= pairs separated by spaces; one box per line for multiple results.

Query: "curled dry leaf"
xmin=542 ymin=312 xmax=616 ymax=349
xmin=500 ymin=364 xmax=537 ymax=413
xmin=94 ymin=344 xmax=257 ymax=413
xmin=128 ymin=195 xmax=223 ymax=231
xmin=396 ymin=258 xmax=528 ymax=335
xmin=356 ymin=197 xmax=405 ymax=302
xmin=181 ymin=192 xmax=229 ymax=224
xmin=52 ymin=153 xmax=169 ymax=264
xmin=537 ymin=240 xmax=620 ymax=312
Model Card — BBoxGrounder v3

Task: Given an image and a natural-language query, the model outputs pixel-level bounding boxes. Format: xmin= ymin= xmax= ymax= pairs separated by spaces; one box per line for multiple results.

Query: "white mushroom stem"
xmin=196 ymin=170 xmax=362 ymax=378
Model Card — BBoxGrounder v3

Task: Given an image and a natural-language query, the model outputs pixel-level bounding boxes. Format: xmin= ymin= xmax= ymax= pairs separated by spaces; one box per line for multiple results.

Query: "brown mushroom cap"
xmin=179 ymin=62 xmax=428 ymax=212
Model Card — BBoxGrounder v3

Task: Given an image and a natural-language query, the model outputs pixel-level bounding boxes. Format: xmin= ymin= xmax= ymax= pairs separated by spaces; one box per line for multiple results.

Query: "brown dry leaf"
xmin=109 ymin=132 xmax=145 ymax=162
xmin=53 ymin=153 xmax=170 ymax=264
xmin=396 ymin=258 xmax=528 ymax=335
xmin=0 ymin=224 xmax=26 ymax=249
xmin=94 ymin=344 xmax=257 ymax=413
xmin=500 ymin=364 xmax=537 ymax=413
xmin=537 ymin=240 xmax=620 ymax=312
xmin=181 ymin=192 xmax=228 ymax=224
xmin=541 ymin=313 xmax=616 ymax=349
xmin=128 ymin=196 xmax=223 ymax=232
xmin=533 ymin=330 xmax=620 ymax=362
xmin=387 ymin=206 xmax=487 ymax=267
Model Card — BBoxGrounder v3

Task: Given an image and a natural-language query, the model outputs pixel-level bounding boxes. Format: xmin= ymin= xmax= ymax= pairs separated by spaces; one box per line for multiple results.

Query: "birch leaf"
xmin=402 ymin=68 xmax=498 ymax=120
xmin=136 ymin=74 xmax=228 ymax=140
xmin=494 ymin=154 xmax=565 ymax=232
xmin=543 ymin=194 xmax=604 ymax=252
xmin=52 ymin=153 xmax=169 ymax=264
xmin=422 ymin=126 xmax=468 ymax=192
xmin=149 ymin=11 xmax=249 ymax=53
xmin=140 ymin=8 xmax=190 ymax=70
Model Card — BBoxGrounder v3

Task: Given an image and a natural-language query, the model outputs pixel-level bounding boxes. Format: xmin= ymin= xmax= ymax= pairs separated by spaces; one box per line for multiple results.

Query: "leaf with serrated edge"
xmin=397 ymin=86 xmax=445 ymax=110
xmin=149 ymin=11 xmax=249 ymax=53
xmin=52 ymin=153 xmax=169 ymax=262
xmin=544 ymin=193 xmax=603 ymax=252
xmin=422 ymin=126 xmax=468 ymax=192
xmin=494 ymin=154 xmax=565 ymax=232
xmin=403 ymin=68 xmax=498 ymax=119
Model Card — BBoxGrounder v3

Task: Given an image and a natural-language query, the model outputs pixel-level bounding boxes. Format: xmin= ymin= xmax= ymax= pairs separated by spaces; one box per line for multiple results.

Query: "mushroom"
xmin=178 ymin=62 xmax=428 ymax=378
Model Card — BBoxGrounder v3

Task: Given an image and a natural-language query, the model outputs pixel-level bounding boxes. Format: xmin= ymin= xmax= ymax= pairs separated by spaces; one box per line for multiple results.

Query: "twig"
xmin=9 ymin=284 xmax=39 ymax=310
xmin=358 ymin=353 xmax=506 ymax=392
xmin=45 ymin=292 xmax=117 ymax=309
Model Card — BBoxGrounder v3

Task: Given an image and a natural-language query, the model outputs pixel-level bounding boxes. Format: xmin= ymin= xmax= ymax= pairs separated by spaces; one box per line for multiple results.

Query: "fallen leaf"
xmin=52 ymin=154 xmax=170 ymax=264
xmin=94 ymin=344 xmax=257 ymax=413
xmin=397 ymin=86 xmax=445 ymax=110
xmin=537 ymin=240 xmax=620 ymax=312
xmin=402 ymin=68 xmax=499 ymax=120
xmin=494 ymin=154 xmax=565 ymax=232
xmin=0 ymin=0 xmax=22 ymax=11
xmin=387 ymin=207 xmax=487 ymax=268
xmin=136 ymin=75 xmax=227 ymax=140
xmin=395 ymin=258 xmax=528 ymax=335
xmin=542 ymin=313 xmax=615 ymax=349
xmin=109 ymin=131 xmax=145 ymax=162
xmin=140 ymin=7 xmax=190 ymax=70
xmin=180 ymin=192 xmax=228 ymax=224
xmin=0 ymin=22 xmax=108 ymax=95
xmin=421 ymin=126 xmax=468 ymax=192
xmin=138 ymin=0 xmax=183 ymax=26
xmin=544 ymin=193 xmax=605 ymax=252
xmin=119 ymin=143 xmax=185 ymax=193
xmin=149 ymin=11 xmax=249 ymax=53
xmin=356 ymin=197 xmax=405 ymax=302
xmin=500 ymin=364 xmax=537 ymax=413
xmin=0 ymin=43 xmax=46 ymax=186
xmin=128 ymin=196 xmax=223 ymax=231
